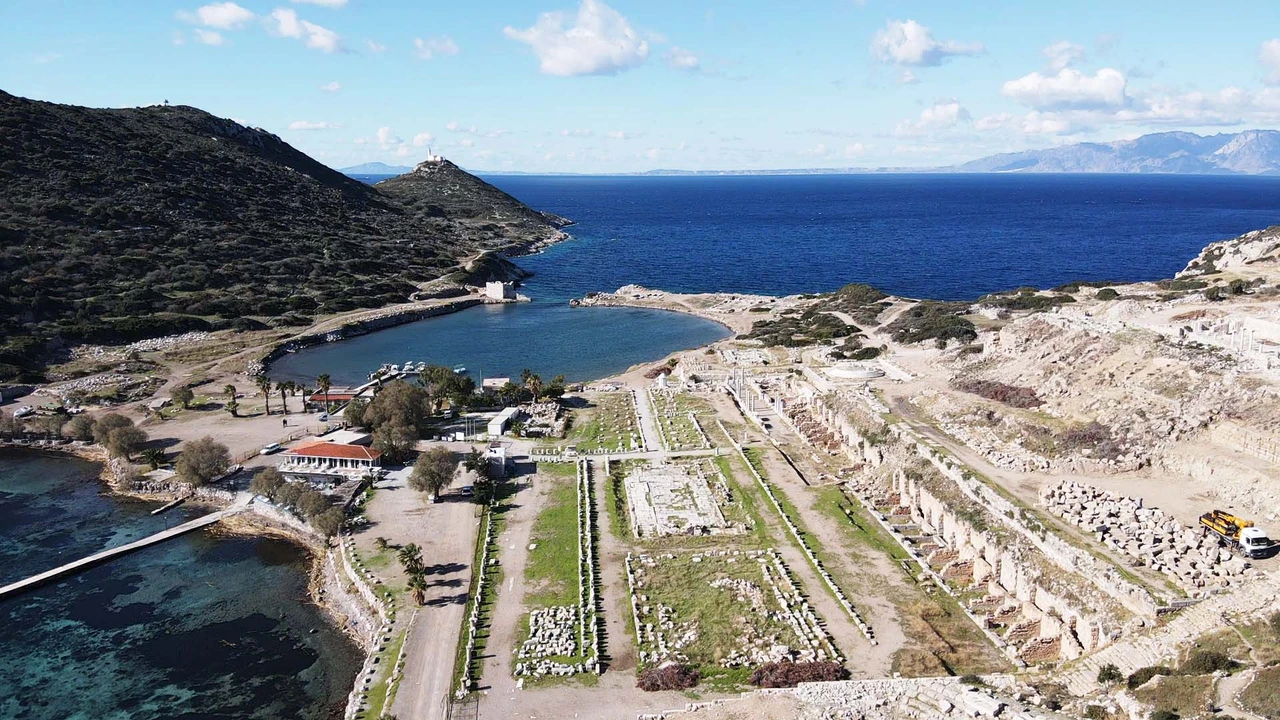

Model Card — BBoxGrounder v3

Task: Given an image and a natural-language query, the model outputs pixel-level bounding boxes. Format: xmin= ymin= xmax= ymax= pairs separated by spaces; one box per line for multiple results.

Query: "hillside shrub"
xmin=1127 ymin=665 xmax=1173 ymax=690
xmin=1095 ymin=288 xmax=1119 ymax=300
xmin=637 ymin=664 xmax=700 ymax=691
xmin=1097 ymin=663 xmax=1122 ymax=684
xmin=953 ymin=379 xmax=1043 ymax=408
xmin=1181 ymin=650 xmax=1239 ymax=675
xmin=749 ymin=661 xmax=849 ymax=688
xmin=885 ymin=301 xmax=977 ymax=348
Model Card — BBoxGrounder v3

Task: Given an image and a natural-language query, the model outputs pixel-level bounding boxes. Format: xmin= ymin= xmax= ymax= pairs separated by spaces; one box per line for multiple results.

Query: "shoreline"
xmin=0 ymin=442 xmax=379 ymax=715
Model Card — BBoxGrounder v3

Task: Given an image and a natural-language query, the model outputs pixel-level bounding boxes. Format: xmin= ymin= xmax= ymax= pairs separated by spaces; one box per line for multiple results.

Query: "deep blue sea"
xmin=0 ymin=451 xmax=361 ymax=720
xmin=272 ymin=174 xmax=1280 ymax=386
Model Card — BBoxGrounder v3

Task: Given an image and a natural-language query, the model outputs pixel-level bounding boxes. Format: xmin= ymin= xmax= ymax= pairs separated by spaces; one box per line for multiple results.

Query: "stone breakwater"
xmin=257 ymin=297 xmax=485 ymax=373
xmin=1040 ymin=480 xmax=1257 ymax=594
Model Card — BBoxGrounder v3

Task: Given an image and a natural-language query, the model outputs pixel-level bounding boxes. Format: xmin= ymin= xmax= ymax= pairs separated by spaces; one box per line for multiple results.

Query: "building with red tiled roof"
xmin=278 ymin=440 xmax=382 ymax=485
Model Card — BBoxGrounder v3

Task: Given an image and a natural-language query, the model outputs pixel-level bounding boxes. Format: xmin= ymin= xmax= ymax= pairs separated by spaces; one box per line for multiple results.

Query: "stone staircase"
xmin=1061 ymin=573 xmax=1280 ymax=695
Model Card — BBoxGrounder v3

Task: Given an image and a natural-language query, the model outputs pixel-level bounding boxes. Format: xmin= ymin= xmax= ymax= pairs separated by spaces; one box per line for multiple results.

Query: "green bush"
xmin=1084 ymin=705 xmax=1107 ymax=720
xmin=885 ymin=301 xmax=977 ymax=348
xmin=1149 ymin=711 xmax=1179 ymax=720
xmin=1095 ymin=288 xmax=1119 ymax=300
xmin=1127 ymin=665 xmax=1173 ymax=690
xmin=1097 ymin=663 xmax=1122 ymax=684
xmin=1181 ymin=650 xmax=1239 ymax=675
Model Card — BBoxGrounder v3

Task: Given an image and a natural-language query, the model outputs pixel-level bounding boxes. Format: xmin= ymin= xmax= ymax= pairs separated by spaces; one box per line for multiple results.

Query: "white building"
xmin=278 ymin=441 xmax=383 ymax=486
xmin=484 ymin=281 xmax=516 ymax=301
xmin=487 ymin=406 xmax=520 ymax=437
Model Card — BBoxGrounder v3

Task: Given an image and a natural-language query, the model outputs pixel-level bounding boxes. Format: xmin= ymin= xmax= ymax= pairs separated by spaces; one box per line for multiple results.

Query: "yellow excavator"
xmin=1199 ymin=510 xmax=1274 ymax=559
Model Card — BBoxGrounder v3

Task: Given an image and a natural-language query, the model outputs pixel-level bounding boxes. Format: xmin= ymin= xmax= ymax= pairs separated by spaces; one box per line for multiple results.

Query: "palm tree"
xmin=141 ymin=447 xmax=166 ymax=470
xmin=397 ymin=543 xmax=423 ymax=574
xmin=317 ymin=374 xmax=332 ymax=412
xmin=277 ymin=381 xmax=293 ymax=415
xmin=407 ymin=572 xmax=428 ymax=606
xmin=256 ymin=376 xmax=273 ymax=415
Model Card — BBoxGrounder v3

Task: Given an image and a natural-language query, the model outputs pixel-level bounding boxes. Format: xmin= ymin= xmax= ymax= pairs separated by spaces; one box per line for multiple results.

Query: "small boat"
xmin=13 ymin=406 xmax=34 ymax=418
xmin=453 ymin=365 xmax=467 ymax=374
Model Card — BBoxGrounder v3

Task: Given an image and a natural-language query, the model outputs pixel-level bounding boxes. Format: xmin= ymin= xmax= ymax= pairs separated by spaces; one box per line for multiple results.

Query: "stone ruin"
xmin=850 ymin=469 xmax=1119 ymax=664
xmin=1041 ymin=480 xmax=1256 ymax=594
xmin=626 ymin=549 xmax=842 ymax=670
xmin=624 ymin=461 xmax=745 ymax=538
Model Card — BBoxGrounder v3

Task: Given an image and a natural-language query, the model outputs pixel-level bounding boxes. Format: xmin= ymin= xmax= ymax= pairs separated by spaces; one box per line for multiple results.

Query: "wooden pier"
xmin=0 ymin=499 xmax=250 ymax=601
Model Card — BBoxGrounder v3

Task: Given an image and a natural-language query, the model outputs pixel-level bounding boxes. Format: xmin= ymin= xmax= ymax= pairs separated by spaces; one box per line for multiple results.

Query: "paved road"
xmin=379 ymin=462 xmax=481 ymax=720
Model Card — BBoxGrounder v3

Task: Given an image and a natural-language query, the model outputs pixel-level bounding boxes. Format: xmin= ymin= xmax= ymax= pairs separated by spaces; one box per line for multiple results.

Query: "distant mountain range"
xmin=955 ymin=130 xmax=1280 ymax=175
xmin=350 ymin=130 xmax=1280 ymax=178
xmin=339 ymin=161 xmax=414 ymax=175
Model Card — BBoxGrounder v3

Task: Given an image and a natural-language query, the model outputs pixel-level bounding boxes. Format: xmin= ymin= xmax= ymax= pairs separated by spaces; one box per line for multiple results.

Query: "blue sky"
xmin=6 ymin=0 xmax=1280 ymax=173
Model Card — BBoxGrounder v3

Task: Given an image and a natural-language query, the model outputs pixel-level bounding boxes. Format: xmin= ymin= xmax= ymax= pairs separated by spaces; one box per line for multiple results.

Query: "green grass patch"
xmin=1132 ymin=673 xmax=1214 ymax=718
xmin=524 ymin=474 xmax=581 ymax=607
xmin=1241 ymin=665 xmax=1280 ymax=718
xmin=359 ymin=626 xmax=408 ymax=720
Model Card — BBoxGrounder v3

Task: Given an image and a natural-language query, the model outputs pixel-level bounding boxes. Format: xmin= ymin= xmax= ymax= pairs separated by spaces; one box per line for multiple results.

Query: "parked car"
xmin=317 ymin=413 xmax=329 ymax=422
xmin=460 ymin=485 xmax=474 ymax=496
xmin=260 ymin=442 xmax=281 ymax=455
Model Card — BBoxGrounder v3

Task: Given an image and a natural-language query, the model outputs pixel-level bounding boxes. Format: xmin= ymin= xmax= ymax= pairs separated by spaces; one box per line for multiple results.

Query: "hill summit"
xmin=0 ymin=91 xmax=568 ymax=379
xmin=957 ymin=130 xmax=1280 ymax=175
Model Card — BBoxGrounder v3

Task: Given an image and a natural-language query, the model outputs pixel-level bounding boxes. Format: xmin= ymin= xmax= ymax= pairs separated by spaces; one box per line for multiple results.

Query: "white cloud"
xmin=1002 ymin=67 xmax=1128 ymax=110
xmin=193 ymin=29 xmax=227 ymax=46
xmin=320 ymin=80 xmax=341 ymax=92
xmin=288 ymin=120 xmax=338 ymax=130
xmin=412 ymin=132 xmax=435 ymax=147
xmin=414 ymin=36 xmax=459 ymax=60
xmin=1043 ymin=40 xmax=1086 ymax=72
xmin=180 ymin=2 xmax=254 ymax=29
xmin=871 ymin=19 xmax=983 ymax=67
xmin=894 ymin=100 xmax=971 ymax=136
xmin=844 ymin=143 xmax=867 ymax=158
xmin=366 ymin=39 xmax=387 ymax=53
xmin=645 ymin=148 xmax=661 ymax=159
xmin=375 ymin=127 xmax=401 ymax=145
xmin=446 ymin=121 xmax=508 ymax=138
xmin=898 ymin=70 xmax=919 ymax=85
xmin=291 ymin=0 xmax=347 ymax=6
xmin=1261 ymin=39 xmax=1280 ymax=85
xmin=561 ymin=129 xmax=594 ymax=138
xmin=268 ymin=8 xmax=342 ymax=53
xmin=606 ymin=130 xmax=630 ymax=140
xmin=504 ymin=0 xmax=650 ymax=76
xmin=665 ymin=46 xmax=700 ymax=71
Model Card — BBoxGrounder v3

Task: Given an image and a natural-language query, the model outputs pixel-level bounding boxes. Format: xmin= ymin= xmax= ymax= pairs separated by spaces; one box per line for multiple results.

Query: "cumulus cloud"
xmin=366 ymin=39 xmax=387 ymax=53
xmin=898 ymin=70 xmax=919 ymax=85
xmin=1043 ymin=40 xmax=1086 ymax=72
xmin=412 ymin=132 xmax=435 ymax=147
xmin=446 ymin=121 xmax=508 ymax=138
xmin=1261 ymin=39 xmax=1280 ymax=85
xmin=291 ymin=0 xmax=347 ymax=6
xmin=414 ymin=36 xmax=459 ymax=59
xmin=179 ymin=2 xmax=254 ymax=29
xmin=894 ymin=100 xmax=971 ymax=136
xmin=1001 ymin=67 xmax=1128 ymax=110
xmin=288 ymin=120 xmax=339 ymax=130
xmin=320 ymin=80 xmax=341 ymax=92
xmin=665 ymin=46 xmax=700 ymax=71
xmin=561 ymin=129 xmax=594 ymax=138
xmin=268 ymin=8 xmax=342 ymax=53
xmin=871 ymin=19 xmax=983 ymax=67
xmin=504 ymin=0 xmax=650 ymax=76
xmin=606 ymin=130 xmax=630 ymax=140
xmin=193 ymin=29 xmax=227 ymax=46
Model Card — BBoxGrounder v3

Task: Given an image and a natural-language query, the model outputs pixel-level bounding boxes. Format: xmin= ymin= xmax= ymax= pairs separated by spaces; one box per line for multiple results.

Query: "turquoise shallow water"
xmin=0 ymin=450 xmax=362 ymax=720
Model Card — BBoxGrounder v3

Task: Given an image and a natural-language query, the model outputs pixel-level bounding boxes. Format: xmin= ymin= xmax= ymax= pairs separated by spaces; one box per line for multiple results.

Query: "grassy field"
xmin=1241 ymin=665 xmax=1280 ymax=718
xmin=649 ymin=390 xmax=712 ymax=450
xmin=633 ymin=552 xmax=823 ymax=687
xmin=1132 ymin=674 xmax=1214 ymax=719
xmin=524 ymin=472 xmax=581 ymax=607
xmin=566 ymin=392 xmax=641 ymax=452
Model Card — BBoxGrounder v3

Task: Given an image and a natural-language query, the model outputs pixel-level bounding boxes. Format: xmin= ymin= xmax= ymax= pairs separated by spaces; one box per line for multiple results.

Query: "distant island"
xmin=378 ymin=130 xmax=1280 ymax=178
xmin=339 ymin=161 xmax=414 ymax=175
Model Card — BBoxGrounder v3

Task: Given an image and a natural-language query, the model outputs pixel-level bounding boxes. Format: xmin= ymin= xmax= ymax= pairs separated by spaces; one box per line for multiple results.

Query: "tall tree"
xmin=407 ymin=572 xmax=428 ymax=606
xmin=316 ymin=374 xmax=332 ymax=411
xmin=170 ymin=386 xmax=194 ymax=409
xmin=224 ymin=384 xmax=238 ymax=417
xmin=276 ymin=380 xmax=292 ymax=415
xmin=409 ymin=446 xmax=457 ymax=501
xmin=175 ymin=436 xmax=231 ymax=486
xmin=256 ymin=375 xmax=272 ymax=415
xmin=397 ymin=543 xmax=423 ymax=574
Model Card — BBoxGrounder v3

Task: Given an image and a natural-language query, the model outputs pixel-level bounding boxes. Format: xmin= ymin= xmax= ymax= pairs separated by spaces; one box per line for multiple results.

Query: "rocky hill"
xmin=1179 ymin=225 xmax=1280 ymax=277
xmin=0 ymin=91 xmax=568 ymax=380
xmin=957 ymin=130 xmax=1280 ymax=175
